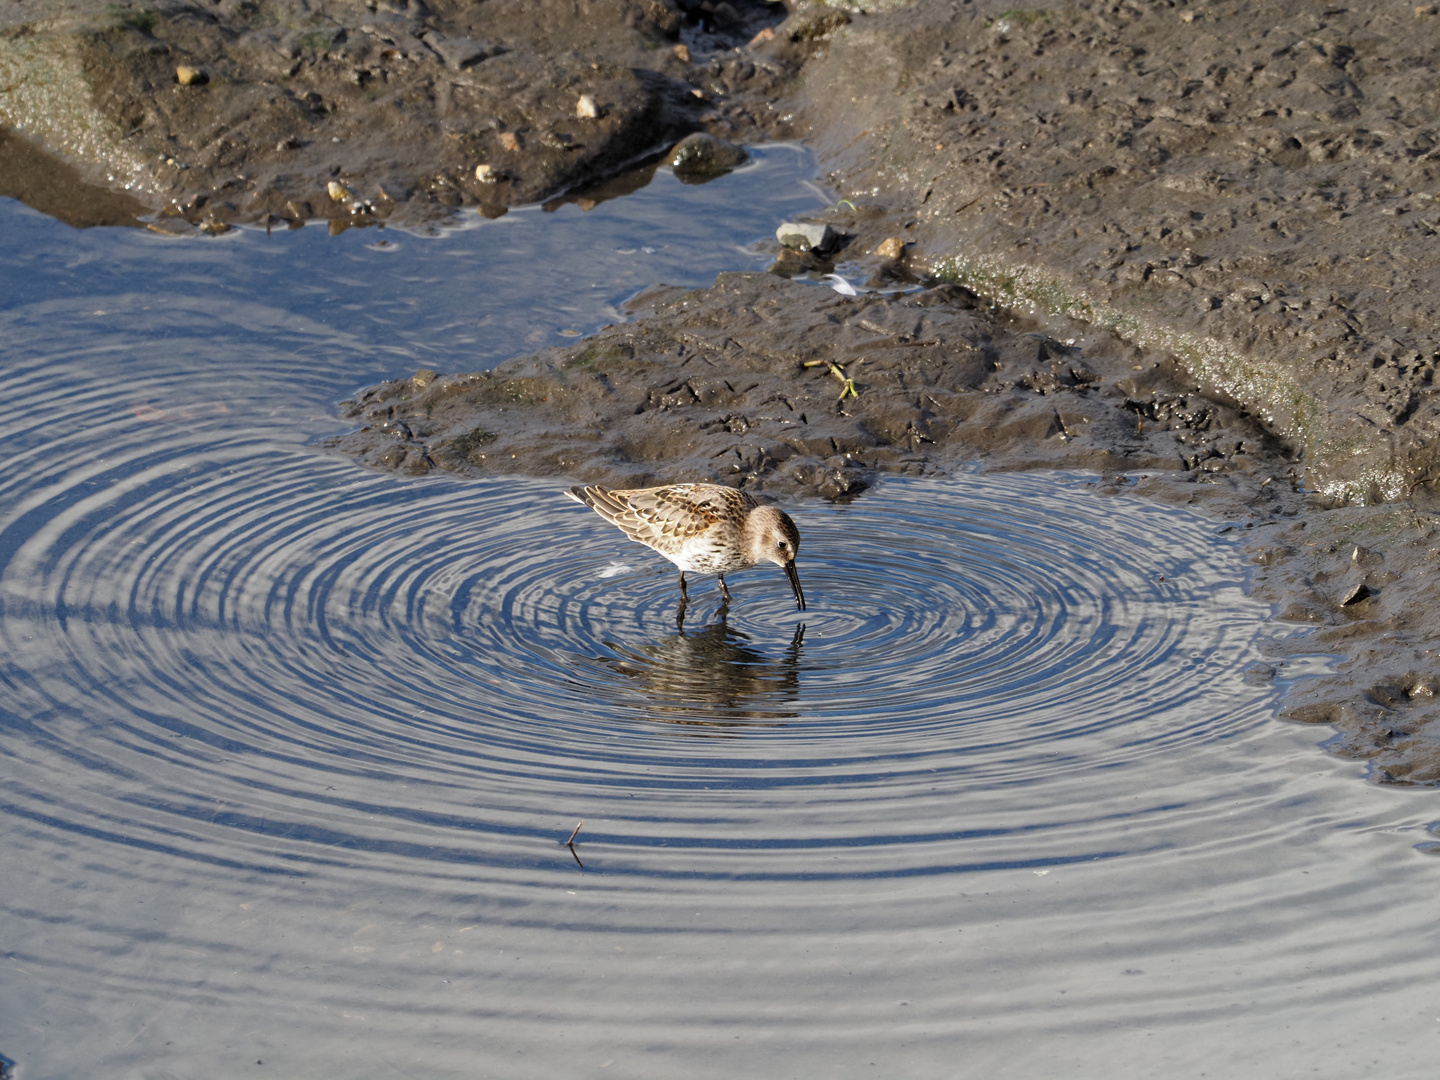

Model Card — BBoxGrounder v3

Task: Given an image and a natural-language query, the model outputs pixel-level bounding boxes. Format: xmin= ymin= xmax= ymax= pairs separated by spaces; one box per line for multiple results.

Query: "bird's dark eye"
xmin=777 ymin=540 xmax=788 ymax=550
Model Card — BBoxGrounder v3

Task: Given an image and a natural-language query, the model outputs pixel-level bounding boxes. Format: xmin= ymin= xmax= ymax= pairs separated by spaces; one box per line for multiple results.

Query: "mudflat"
xmin=6 ymin=0 xmax=1440 ymax=780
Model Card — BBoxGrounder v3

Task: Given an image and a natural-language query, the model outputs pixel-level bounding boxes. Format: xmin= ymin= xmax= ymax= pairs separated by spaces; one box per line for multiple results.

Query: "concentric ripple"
xmin=1 ymin=277 xmax=1275 ymax=886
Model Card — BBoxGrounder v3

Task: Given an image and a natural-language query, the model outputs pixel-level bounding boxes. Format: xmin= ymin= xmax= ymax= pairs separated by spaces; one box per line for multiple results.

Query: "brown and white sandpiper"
xmin=566 ymin=482 xmax=805 ymax=612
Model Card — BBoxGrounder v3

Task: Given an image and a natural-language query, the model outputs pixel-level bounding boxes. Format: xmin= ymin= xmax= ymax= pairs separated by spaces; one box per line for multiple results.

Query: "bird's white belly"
xmin=665 ymin=535 xmax=749 ymax=575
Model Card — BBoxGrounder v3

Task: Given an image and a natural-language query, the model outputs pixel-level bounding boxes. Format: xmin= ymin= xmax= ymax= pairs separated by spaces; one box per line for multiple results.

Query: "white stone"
xmin=776 ymin=221 xmax=835 ymax=253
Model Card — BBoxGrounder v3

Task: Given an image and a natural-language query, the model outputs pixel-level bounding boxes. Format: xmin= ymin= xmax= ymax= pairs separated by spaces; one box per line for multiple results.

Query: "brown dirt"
xmin=0 ymin=0 xmax=795 ymax=229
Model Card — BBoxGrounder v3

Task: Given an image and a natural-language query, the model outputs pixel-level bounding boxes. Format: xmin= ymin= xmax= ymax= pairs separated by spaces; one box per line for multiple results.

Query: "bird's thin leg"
xmin=717 ymin=574 xmax=732 ymax=603
xmin=678 ymin=571 xmax=688 ymax=600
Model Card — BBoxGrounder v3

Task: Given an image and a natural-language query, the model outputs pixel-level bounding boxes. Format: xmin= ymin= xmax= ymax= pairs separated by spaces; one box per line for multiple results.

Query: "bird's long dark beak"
xmin=785 ymin=561 xmax=806 ymax=612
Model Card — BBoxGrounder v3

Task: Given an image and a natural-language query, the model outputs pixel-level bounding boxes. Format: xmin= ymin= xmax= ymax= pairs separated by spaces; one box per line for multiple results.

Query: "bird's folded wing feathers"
xmin=573 ymin=484 xmax=746 ymax=544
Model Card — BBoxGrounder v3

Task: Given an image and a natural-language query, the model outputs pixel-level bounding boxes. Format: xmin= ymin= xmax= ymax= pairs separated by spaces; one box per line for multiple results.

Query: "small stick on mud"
xmin=804 ymin=358 xmax=861 ymax=400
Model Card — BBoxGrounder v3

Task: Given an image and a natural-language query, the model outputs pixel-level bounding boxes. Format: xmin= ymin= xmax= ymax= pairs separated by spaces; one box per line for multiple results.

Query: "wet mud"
xmin=1244 ymin=503 xmax=1440 ymax=783
xmin=0 ymin=0 xmax=794 ymax=229
xmin=330 ymin=269 xmax=1298 ymax=503
xmin=0 ymin=126 xmax=148 ymax=226
xmin=9 ymin=0 xmax=1440 ymax=780
xmin=796 ymin=0 xmax=1440 ymax=510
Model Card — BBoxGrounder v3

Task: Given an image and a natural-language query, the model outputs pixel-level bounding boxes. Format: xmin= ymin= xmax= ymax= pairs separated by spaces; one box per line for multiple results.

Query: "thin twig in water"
xmin=566 ymin=819 xmax=584 ymax=846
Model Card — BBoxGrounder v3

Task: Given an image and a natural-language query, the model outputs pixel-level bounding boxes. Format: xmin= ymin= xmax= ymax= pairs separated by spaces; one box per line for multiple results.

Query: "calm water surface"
xmin=2 ymin=147 xmax=1439 ymax=1078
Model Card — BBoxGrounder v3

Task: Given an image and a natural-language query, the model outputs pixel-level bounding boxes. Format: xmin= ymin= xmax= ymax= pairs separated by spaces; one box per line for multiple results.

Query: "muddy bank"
xmin=329 ymin=269 xmax=1300 ymax=501
xmin=9 ymin=0 xmax=1436 ymax=501
xmin=794 ymin=0 xmax=1440 ymax=509
xmin=0 ymin=0 xmax=797 ymax=229
xmin=1244 ymin=503 xmax=1440 ymax=784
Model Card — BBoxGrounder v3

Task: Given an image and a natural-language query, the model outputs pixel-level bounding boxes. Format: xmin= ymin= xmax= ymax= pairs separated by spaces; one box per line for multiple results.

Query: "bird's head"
xmin=746 ymin=505 xmax=805 ymax=611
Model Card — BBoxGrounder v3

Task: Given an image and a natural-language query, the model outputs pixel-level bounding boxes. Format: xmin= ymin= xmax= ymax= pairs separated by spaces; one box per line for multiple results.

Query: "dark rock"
xmin=1340 ymin=582 xmax=1373 ymax=607
xmin=667 ymin=133 xmax=748 ymax=180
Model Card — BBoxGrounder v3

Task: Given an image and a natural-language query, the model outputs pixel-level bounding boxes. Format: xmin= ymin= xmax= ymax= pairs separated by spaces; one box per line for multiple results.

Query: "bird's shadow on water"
xmin=579 ymin=614 xmax=808 ymax=734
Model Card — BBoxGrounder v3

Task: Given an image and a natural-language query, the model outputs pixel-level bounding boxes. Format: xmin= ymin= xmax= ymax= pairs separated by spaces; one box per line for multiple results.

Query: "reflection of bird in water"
xmin=566 ymin=483 xmax=805 ymax=624
xmin=600 ymin=619 xmax=807 ymax=732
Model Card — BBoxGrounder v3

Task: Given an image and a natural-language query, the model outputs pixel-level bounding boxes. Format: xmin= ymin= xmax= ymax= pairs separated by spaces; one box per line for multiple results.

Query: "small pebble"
xmin=1351 ymin=545 xmax=1381 ymax=566
xmin=475 ymin=163 xmax=496 ymax=182
xmin=576 ymin=94 xmax=600 ymax=119
xmin=175 ymin=65 xmax=206 ymax=85
xmin=673 ymin=43 xmax=690 ymax=62
xmin=1340 ymin=582 xmax=1372 ymax=607
xmin=874 ymin=236 xmax=907 ymax=260
xmin=500 ymin=131 xmax=521 ymax=152
xmin=327 ymin=180 xmax=350 ymax=202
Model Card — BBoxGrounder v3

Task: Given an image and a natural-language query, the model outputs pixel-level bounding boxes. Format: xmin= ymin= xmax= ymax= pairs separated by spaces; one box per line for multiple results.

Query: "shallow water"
xmin=2 ymin=150 xmax=1440 ymax=1079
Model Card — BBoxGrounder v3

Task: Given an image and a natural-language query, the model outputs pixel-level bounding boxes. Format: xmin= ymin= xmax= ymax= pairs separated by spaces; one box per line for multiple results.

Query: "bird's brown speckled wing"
xmin=571 ymin=483 xmax=754 ymax=549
